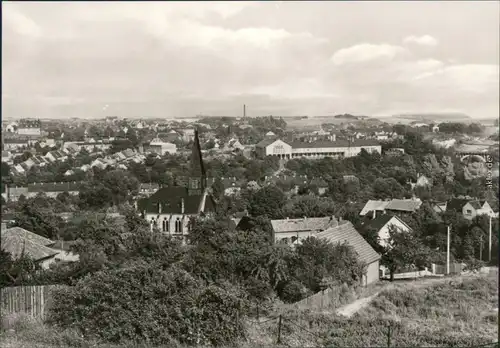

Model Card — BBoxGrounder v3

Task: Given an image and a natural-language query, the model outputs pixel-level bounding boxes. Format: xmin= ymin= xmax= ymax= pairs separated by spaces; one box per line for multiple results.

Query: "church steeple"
xmin=188 ymin=129 xmax=207 ymax=195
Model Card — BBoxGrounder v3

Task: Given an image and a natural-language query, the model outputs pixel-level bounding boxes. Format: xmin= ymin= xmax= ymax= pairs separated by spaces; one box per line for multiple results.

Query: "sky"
xmin=2 ymin=1 xmax=499 ymax=119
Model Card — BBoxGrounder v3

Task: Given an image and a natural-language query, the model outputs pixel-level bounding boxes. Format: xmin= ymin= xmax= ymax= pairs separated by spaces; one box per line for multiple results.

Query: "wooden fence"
xmin=433 ymin=262 xmax=463 ymax=275
xmin=0 ymin=285 xmax=64 ymax=319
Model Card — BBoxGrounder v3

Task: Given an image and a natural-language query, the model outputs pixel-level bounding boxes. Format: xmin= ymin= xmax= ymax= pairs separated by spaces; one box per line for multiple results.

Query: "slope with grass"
xmin=1 ymin=273 xmax=498 ymax=348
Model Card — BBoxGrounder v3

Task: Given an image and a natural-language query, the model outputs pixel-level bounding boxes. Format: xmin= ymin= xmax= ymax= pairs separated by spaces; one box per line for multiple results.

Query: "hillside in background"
xmin=385 ymin=113 xmax=472 ymax=124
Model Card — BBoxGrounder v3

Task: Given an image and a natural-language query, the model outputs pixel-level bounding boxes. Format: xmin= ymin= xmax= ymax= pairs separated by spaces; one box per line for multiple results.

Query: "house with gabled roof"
xmin=270 ymin=216 xmax=339 ymax=245
xmin=385 ymin=198 xmax=422 ymax=214
xmin=316 ymin=221 xmax=381 ymax=286
xmin=309 ymin=177 xmax=329 ymax=195
xmin=1 ymin=227 xmax=59 ymax=269
xmin=360 ymin=200 xmax=391 ymax=216
xmin=361 ymin=214 xmax=412 ymax=248
xmin=445 ymin=198 xmax=497 ymax=220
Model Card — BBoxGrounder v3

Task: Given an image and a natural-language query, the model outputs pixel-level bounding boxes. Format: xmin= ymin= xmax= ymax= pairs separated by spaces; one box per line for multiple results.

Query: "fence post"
xmin=387 ymin=324 xmax=392 ymax=348
xmin=277 ymin=314 xmax=282 ymax=344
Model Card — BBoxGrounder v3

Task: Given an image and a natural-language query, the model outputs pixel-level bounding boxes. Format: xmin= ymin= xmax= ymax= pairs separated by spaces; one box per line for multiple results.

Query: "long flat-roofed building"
xmin=255 ymin=138 xmax=381 ymax=160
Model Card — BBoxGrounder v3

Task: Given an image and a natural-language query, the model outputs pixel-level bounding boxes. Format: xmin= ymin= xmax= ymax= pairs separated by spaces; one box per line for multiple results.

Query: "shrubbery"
xmin=48 ymin=262 xmax=248 ymax=346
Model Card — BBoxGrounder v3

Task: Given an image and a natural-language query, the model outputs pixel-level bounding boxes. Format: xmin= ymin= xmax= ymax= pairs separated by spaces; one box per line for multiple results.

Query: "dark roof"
xmin=316 ymin=222 xmax=380 ymax=264
xmin=468 ymin=200 xmax=482 ymax=209
xmin=363 ymin=214 xmax=412 ymax=233
xmin=290 ymin=139 xmax=380 ymax=149
xmin=447 ymin=198 xmax=469 ymax=211
xmin=28 ymin=182 xmax=83 ymax=193
xmin=137 ymin=187 xmax=216 ymax=214
xmin=256 ymin=138 xmax=279 ymax=148
xmin=310 ymin=177 xmax=328 ymax=187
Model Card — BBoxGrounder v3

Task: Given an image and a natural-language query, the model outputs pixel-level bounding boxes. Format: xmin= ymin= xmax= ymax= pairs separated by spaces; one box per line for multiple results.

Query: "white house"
xmin=362 ymin=214 xmax=412 ymax=248
xmin=446 ymin=198 xmax=497 ymax=220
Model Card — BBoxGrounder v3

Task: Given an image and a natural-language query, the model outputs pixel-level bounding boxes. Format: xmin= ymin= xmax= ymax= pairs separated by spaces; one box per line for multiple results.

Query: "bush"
xmin=47 ymin=262 xmax=247 ymax=346
xmin=280 ymin=280 xmax=307 ymax=303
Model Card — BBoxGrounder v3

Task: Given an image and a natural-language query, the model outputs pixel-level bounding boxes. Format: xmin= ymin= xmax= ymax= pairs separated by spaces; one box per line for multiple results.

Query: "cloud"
xmin=412 ymin=64 xmax=499 ymax=93
xmin=2 ymin=3 xmax=42 ymax=37
xmin=330 ymin=43 xmax=409 ymax=66
xmin=403 ymin=35 xmax=439 ymax=46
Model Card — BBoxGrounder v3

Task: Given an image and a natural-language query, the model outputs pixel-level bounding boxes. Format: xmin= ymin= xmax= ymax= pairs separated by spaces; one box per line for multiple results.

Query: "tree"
xmin=13 ymin=198 xmax=65 ymax=239
xmin=381 ymin=226 xmax=432 ymax=281
xmin=248 ymin=185 xmax=286 ymax=219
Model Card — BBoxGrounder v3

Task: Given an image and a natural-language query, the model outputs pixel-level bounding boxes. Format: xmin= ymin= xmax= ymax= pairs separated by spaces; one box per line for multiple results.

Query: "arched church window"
xmin=175 ymin=218 xmax=182 ymax=233
xmin=162 ymin=217 xmax=169 ymax=232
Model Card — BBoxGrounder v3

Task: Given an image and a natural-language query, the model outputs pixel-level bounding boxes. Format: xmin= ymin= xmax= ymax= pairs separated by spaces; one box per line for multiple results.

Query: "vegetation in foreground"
xmin=1 ymin=272 xmax=497 ymax=348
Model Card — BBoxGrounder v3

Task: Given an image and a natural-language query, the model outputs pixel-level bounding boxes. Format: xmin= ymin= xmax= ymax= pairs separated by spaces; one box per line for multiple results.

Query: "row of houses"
xmin=11 ymin=148 xmax=76 ymax=175
xmin=360 ymin=197 xmax=497 ymax=220
xmin=2 ymin=182 xmax=82 ymax=202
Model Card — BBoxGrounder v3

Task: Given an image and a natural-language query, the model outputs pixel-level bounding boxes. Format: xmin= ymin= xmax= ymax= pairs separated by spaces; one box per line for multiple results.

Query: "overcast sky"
xmin=2 ymin=1 xmax=499 ymax=119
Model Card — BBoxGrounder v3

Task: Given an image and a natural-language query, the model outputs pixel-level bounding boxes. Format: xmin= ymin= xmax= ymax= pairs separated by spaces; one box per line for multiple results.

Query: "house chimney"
xmin=181 ymin=198 xmax=185 ymax=214
xmin=373 ymin=210 xmax=376 ymax=219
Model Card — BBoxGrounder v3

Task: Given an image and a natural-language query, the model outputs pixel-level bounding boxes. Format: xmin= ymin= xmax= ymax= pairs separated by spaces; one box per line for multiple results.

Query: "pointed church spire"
xmin=189 ymin=128 xmax=207 ymax=193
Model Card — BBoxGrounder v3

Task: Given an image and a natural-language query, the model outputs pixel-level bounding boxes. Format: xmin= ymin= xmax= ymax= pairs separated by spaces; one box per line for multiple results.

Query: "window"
xmin=162 ymin=217 xmax=169 ymax=232
xmin=150 ymin=218 xmax=156 ymax=230
xmin=175 ymin=218 xmax=182 ymax=233
xmin=465 ymin=210 xmax=472 ymax=215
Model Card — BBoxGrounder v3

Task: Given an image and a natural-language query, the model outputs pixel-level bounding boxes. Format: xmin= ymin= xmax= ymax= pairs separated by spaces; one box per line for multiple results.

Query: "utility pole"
xmin=489 ymin=215 xmax=492 ymax=262
xmin=446 ymin=225 xmax=451 ymax=275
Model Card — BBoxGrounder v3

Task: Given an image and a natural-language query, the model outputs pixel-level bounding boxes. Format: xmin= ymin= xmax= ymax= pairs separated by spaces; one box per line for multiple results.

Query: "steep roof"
xmin=385 ymin=199 xmax=422 ymax=212
xmin=316 ymin=222 xmax=380 ymax=264
xmin=1 ymin=234 xmax=59 ymax=261
xmin=1 ymin=227 xmax=54 ymax=246
xmin=446 ymin=198 xmax=469 ymax=212
xmin=256 ymin=138 xmax=279 ymax=148
xmin=271 ymin=216 xmax=338 ymax=233
xmin=137 ymin=187 xmax=215 ymax=214
xmin=468 ymin=200 xmax=482 ymax=210
xmin=360 ymin=200 xmax=390 ymax=216
xmin=363 ymin=214 xmax=412 ymax=232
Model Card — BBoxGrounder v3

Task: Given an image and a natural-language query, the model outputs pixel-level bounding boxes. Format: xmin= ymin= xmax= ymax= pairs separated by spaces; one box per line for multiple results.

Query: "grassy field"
xmin=1 ymin=272 xmax=498 ymax=348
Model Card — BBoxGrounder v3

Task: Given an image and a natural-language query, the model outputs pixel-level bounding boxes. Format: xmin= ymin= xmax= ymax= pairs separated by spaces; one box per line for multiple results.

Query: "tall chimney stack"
xmin=243 ymin=104 xmax=246 ymax=118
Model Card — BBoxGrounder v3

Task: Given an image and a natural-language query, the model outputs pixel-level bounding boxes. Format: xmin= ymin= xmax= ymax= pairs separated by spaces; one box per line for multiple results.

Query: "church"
xmin=136 ymin=129 xmax=216 ymax=240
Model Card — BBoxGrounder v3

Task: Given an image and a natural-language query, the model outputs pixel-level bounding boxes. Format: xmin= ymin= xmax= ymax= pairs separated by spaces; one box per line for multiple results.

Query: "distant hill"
xmin=393 ymin=113 xmax=471 ymax=121
xmin=333 ymin=114 xmax=371 ymax=120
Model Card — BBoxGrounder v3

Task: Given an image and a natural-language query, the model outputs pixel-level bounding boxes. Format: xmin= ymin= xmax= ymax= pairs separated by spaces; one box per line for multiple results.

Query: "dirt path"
xmin=335 ymin=274 xmax=487 ymax=318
